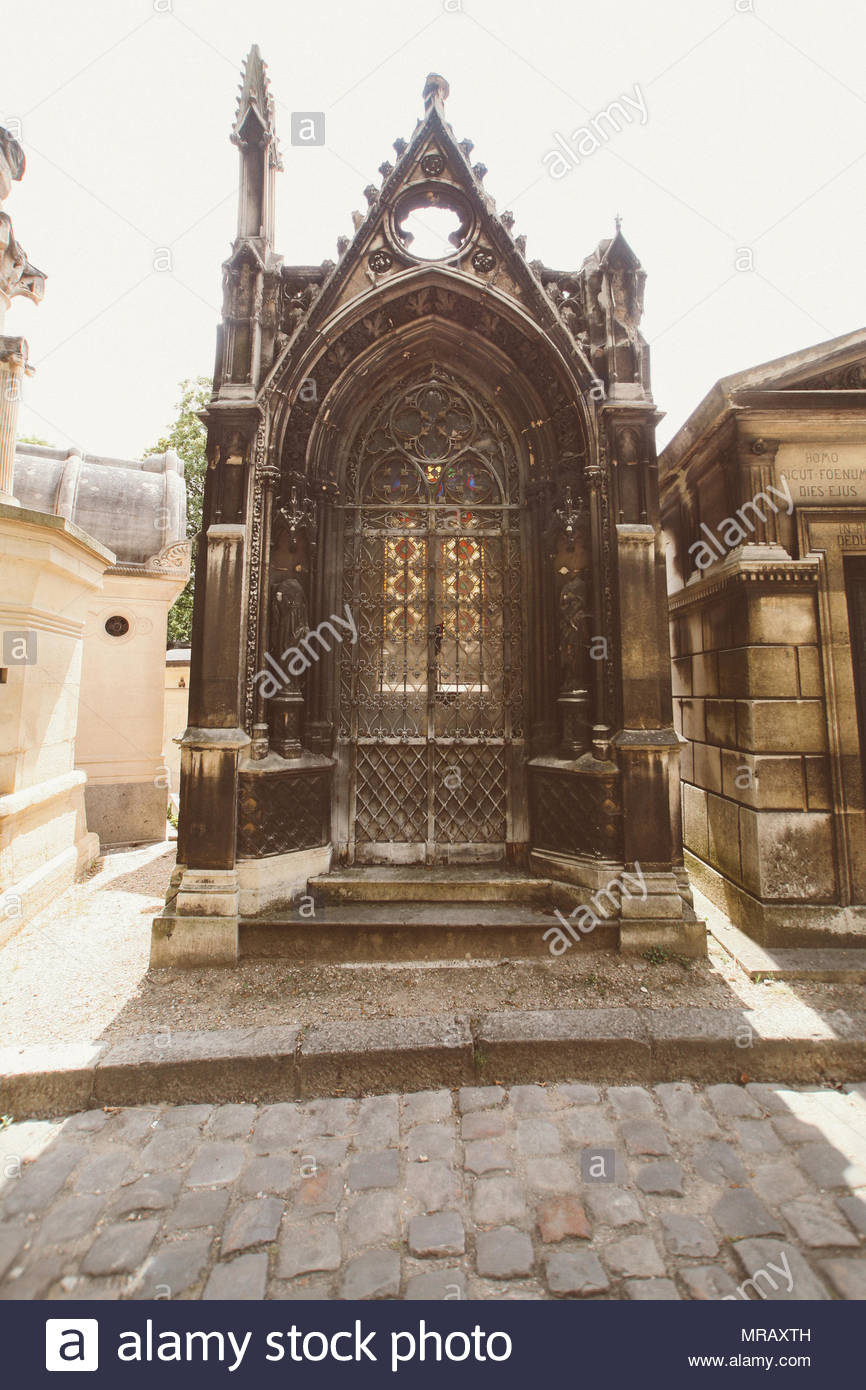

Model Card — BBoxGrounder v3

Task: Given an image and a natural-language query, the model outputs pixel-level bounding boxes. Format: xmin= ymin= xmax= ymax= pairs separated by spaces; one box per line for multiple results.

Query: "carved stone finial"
xmin=0 ymin=128 xmax=26 ymax=202
xmin=363 ymin=184 xmax=379 ymax=207
xmin=378 ymin=160 xmax=394 ymax=181
xmin=501 ymin=210 xmax=515 ymax=232
xmin=232 ymin=45 xmax=280 ymax=168
xmin=615 ymin=212 xmax=622 ymax=233
xmin=472 ymin=162 xmax=488 ymax=182
xmin=393 ymin=137 xmax=408 ymax=157
xmin=336 ymin=235 xmax=350 ymax=257
xmin=458 ymin=139 xmax=474 ymax=159
xmin=276 ymin=482 xmax=316 ymax=538
xmin=555 ymin=485 xmax=587 ymax=538
xmin=514 ymin=234 xmax=527 ymax=256
xmin=0 ymin=130 xmax=46 ymax=325
xmin=423 ymin=73 xmax=450 ymax=114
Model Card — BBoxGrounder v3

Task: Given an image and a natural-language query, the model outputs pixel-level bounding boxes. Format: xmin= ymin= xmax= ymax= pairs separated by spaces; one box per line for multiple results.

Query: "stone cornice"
xmin=0 ymin=604 xmax=82 ymax=638
xmin=0 ymin=503 xmax=115 ymax=565
xmin=732 ymin=388 xmax=866 ymax=410
xmin=668 ymin=555 xmax=819 ymax=612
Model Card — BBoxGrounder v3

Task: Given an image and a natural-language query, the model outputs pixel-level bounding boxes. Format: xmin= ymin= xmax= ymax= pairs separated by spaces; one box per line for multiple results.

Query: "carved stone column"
xmin=553 ymin=484 xmax=591 ymax=758
xmin=251 ymin=458 xmax=281 ymax=757
xmin=583 ymin=461 xmax=612 ymax=761
xmin=153 ymin=410 xmax=257 ymax=965
xmin=304 ymin=477 xmax=340 ymax=756
xmin=606 ymin=405 xmax=703 ymax=954
xmin=0 ymin=336 xmax=29 ymax=505
xmin=265 ymin=478 xmax=316 ymax=760
xmin=1 ymin=126 xmax=45 ymax=506
xmin=527 ymin=476 xmax=557 ymax=755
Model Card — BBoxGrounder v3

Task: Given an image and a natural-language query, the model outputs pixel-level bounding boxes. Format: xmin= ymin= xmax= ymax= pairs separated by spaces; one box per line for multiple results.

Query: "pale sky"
xmin=3 ymin=0 xmax=865 ymax=458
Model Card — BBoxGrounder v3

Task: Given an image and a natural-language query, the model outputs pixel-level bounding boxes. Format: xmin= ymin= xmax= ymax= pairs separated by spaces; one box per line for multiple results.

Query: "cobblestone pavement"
xmin=1 ymin=1081 xmax=865 ymax=1300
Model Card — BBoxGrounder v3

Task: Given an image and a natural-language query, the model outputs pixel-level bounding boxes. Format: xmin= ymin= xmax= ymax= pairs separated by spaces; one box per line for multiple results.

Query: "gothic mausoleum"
xmin=153 ymin=52 xmax=704 ymax=965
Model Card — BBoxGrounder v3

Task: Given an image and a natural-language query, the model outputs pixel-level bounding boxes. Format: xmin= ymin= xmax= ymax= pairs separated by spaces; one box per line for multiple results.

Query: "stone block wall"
xmin=672 ymin=584 xmax=838 ymax=916
xmin=0 ymin=506 xmax=111 ymax=937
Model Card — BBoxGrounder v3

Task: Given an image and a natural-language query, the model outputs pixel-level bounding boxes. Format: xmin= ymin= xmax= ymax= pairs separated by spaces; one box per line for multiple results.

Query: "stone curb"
xmin=2 ymin=1007 xmax=865 ymax=1117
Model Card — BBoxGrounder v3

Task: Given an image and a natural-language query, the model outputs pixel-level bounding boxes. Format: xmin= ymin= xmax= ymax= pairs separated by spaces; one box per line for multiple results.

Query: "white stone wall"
xmin=75 ymin=573 xmax=186 ymax=846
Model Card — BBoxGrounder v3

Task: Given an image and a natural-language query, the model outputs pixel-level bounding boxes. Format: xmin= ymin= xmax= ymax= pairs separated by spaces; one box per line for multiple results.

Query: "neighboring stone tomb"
xmin=13 ymin=443 xmax=190 ymax=847
xmin=0 ymin=123 xmax=103 ymax=935
xmin=660 ymin=328 xmax=866 ymax=944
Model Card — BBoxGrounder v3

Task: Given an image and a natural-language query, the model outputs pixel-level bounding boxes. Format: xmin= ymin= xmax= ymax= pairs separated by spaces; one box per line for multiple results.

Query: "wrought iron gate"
xmin=339 ymin=374 xmax=523 ymax=863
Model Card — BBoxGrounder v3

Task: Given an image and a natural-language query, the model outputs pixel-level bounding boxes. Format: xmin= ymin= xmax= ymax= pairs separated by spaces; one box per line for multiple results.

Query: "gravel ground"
xmin=0 ymin=842 xmax=170 ymax=1049
xmin=1 ymin=844 xmax=863 ymax=1048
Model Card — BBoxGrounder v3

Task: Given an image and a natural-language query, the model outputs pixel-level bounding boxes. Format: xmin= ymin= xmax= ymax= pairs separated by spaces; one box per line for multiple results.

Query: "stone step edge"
xmin=309 ymin=883 xmax=555 ymax=905
xmin=708 ymin=919 xmax=866 ymax=982
xmin=3 ymin=1008 xmax=865 ymax=1118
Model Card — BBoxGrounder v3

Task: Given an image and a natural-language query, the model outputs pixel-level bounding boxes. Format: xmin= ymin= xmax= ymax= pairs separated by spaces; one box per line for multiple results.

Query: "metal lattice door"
xmin=339 ymin=373 xmax=523 ymax=864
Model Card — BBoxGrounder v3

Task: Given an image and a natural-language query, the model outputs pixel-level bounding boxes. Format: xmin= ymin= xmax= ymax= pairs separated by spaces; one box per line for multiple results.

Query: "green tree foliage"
xmin=17 ymin=433 xmax=54 ymax=446
xmin=145 ymin=377 xmax=211 ymax=646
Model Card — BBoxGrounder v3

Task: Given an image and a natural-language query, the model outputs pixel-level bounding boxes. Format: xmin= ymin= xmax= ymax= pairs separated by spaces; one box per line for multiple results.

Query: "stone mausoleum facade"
xmin=12 ymin=443 xmax=190 ymax=846
xmin=660 ymin=329 xmax=866 ymax=945
xmin=156 ymin=52 xmax=704 ymax=965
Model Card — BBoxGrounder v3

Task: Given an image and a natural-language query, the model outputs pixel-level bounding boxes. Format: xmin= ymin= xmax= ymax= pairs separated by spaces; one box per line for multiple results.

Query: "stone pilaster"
xmin=733 ymin=434 xmax=790 ymax=558
xmin=0 ymin=336 xmax=29 ymax=505
xmin=608 ymin=408 xmax=705 ymax=955
xmin=155 ymin=515 xmax=251 ymax=964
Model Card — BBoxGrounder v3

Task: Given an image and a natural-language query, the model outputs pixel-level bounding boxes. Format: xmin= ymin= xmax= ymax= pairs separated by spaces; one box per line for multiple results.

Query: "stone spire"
xmin=422 ymin=73 xmax=450 ymax=116
xmin=231 ymin=46 xmax=282 ymax=244
xmin=233 ymin=46 xmax=275 ymax=142
xmin=0 ymin=127 xmax=45 ymax=507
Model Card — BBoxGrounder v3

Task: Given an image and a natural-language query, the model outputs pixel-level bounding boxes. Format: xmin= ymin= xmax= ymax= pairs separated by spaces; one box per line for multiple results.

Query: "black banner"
xmin=2 ymin=1299 xmax=853 ymax=1386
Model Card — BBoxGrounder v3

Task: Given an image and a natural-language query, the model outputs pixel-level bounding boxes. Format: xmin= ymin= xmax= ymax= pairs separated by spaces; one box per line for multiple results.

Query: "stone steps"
xmin=240 ymin=900 xmax=616 ymax=962
xmin=238 ymin=867 xmax=606 ymax=962
xmin=308 ymin=867 xmax=551 ymax=906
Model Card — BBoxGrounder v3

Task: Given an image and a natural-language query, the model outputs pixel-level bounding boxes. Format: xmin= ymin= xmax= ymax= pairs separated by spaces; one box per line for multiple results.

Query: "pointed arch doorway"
xmin=336 ymin=369 xmax=527 ymax=865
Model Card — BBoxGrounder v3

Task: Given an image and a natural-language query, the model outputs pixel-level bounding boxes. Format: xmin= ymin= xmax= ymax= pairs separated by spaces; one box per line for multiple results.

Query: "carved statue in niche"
xmin=269 ymin=573 xmax=309 ymax=692
xmin=558 ymin=570 xmax=592 ymax=694
xmin=617 ymin=425 xmax=642 ymax=522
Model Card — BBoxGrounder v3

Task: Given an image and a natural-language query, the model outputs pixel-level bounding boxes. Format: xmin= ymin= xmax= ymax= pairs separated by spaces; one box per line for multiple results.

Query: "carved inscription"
xmin=778 ymin=445 xmax=866 ymax=504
